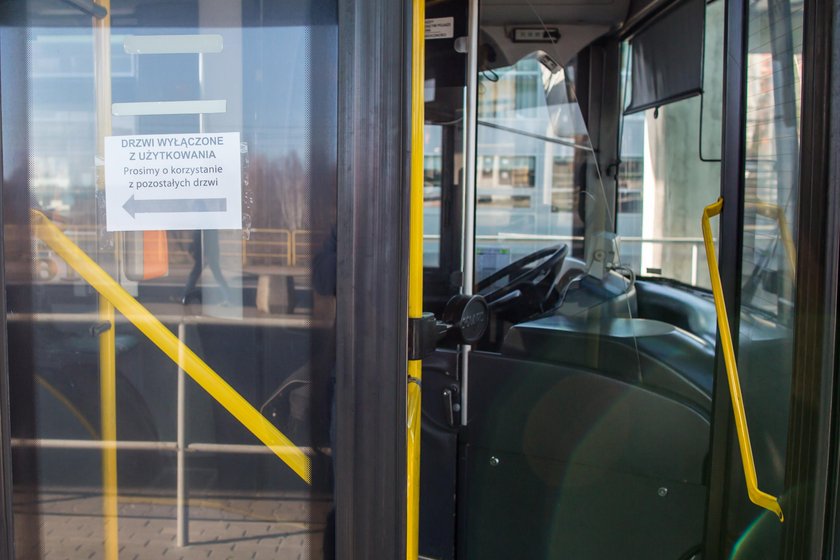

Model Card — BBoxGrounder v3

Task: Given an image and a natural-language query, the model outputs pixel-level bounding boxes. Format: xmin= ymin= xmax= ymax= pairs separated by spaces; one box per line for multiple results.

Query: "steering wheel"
xmin=476 ymin=244 xmax=569 ymax=317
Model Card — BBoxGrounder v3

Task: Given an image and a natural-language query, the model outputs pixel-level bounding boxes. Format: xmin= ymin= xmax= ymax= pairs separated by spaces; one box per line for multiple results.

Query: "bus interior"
xmin=419 ymin=0 xmax=799 ymax=558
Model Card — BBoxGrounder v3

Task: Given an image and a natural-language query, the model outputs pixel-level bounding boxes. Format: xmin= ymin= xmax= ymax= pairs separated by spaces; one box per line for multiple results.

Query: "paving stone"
xmin=14 ymin=489 xmax=327 ymax=559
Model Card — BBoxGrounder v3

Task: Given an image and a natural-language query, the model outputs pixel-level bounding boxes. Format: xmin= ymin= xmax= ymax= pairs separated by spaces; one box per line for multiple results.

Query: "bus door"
xmin=702 ymin=0 xmax=826 ymax=558
xmin=0 ymin=1 xmax=411 ymax=559
xmin=415 ymin=0 xmax=839 ymax=558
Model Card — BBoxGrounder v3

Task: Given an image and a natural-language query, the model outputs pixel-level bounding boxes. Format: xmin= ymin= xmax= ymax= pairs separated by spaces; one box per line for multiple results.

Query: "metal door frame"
xmin=783 ymin=0 xmax=840 ymax=556
xmin=334 ymin=0 xmax=410 ymax=557
xmin=0 ymin=155 xmax=12 ymax=560
xmin=702 ymin=0 xmax=749 ymax=553
xmin=0 ymin=5 xmax=26 ymax=559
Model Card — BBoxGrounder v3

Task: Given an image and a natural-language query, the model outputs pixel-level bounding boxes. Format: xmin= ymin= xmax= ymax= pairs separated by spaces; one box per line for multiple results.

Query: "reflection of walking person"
xmin=182 ymin=230 xmax=233 ymax=305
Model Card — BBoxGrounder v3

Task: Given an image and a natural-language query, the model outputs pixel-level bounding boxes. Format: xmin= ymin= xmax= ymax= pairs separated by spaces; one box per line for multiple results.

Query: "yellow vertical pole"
xmin=93 ymin=2 xmax=119 ymax=558
xmin=406 ymin=0 xmax=425 ymax=557
xmin=93 ymin=0 xmax=112 ymax=159
xmin=99 ymin=300 xmax=119 ymax=559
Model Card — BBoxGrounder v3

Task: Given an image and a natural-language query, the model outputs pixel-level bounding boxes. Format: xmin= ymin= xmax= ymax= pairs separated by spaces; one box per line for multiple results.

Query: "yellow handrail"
xmin=749 ymin=201 xmax=796 ymax=279
xmin=701 ymin=198 xmax=783 ymax=521
xmin=92 ymin=2 xmax=118 ymax=556
xmin=406 ymin=0 xmax=426 ymax=556
xmin=30 ymin=210 xmax=312 ymax=484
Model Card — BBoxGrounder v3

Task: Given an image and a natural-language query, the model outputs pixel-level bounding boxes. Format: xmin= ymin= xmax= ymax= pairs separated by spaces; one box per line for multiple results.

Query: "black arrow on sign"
xmin=122 ymin=195 xmax=227 ymax=218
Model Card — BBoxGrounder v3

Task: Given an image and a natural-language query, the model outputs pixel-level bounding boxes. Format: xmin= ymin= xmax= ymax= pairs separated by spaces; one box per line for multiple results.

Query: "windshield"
xmin=472 ymin=46 xmax=637 ymax=327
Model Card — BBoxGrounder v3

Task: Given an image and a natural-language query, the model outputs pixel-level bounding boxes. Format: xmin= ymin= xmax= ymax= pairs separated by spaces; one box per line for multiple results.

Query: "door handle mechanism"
xmin=702 ymin=198 xmax=784 ymax=522
xmin=408 ymin=294 xmax=489 ymax=360
xmin=442 ymin=388 xmax=454 ymax=427
xmin=442 ymin=384 xmax=461 ymax=428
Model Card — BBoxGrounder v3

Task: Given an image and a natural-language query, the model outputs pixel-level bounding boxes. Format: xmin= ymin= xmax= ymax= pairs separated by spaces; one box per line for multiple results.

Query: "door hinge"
xmin=408 ymin=313 xmax=446 ymax=361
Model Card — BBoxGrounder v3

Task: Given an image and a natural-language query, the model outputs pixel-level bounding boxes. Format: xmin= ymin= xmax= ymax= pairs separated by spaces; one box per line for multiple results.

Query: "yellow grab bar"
xmin=749 ymin=201 xmax=796 ymax=279
xmin=701 ymin=198 xmax=783 ymax=521
xmin=406 ymin=0 xmax=426 ymax=556
xmin=30 ymin=210 xmax=312 ymax=484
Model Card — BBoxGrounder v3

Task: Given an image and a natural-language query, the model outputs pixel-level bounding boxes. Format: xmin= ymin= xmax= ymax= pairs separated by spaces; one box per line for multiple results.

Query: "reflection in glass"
xmin=726 ymin=0 xmax=804 ymax=556
xmin=424 ymin=125 xmax=443 ymax=267
xmin=4 ymin=2 xmax=337 ymax=559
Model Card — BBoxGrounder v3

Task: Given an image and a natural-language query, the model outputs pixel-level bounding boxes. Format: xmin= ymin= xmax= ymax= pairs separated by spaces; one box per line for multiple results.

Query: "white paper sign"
xmin=105 ymin=132 xmax=242 ymax=232
xmin=425 ymin=17 xmax=454 ymax=40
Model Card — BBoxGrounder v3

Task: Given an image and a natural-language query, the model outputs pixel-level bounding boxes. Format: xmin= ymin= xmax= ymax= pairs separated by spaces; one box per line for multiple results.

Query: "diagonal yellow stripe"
xmin=31 ymin=209 xmax=312 ymax=484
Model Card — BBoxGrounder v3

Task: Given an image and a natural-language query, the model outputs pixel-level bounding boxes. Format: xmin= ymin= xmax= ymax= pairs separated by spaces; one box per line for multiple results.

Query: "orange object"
xmin=142 ymin=230 xmax=169 ymax=280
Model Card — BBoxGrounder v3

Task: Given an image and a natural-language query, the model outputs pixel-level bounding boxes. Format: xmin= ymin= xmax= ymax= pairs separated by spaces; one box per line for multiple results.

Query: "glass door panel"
xmin=3 ymin=1 xmax=337 ymax=559
xmin=724 ymin=0 xmax=804 ymax=557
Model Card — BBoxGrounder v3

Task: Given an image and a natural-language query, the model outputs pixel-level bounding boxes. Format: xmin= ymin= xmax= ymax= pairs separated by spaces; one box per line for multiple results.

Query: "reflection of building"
xmin=474 ymin=58 xmax=580 ymax=249
xmin=26 ymin=24 xmax=328 ymax=288
xmin=424 ymin=58 xmax=592 ymax=272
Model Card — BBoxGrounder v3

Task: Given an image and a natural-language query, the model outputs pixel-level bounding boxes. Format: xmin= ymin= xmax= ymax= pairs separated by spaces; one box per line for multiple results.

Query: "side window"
xmin=616 ymin=0 xmax=724 ymax=289
xmin=424 ymin=124 xmax=443 ymax=267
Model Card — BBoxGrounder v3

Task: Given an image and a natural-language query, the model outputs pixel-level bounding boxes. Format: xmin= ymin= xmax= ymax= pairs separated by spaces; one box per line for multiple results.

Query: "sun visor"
xmin=624 ymin=0 xmax=704 ymax=115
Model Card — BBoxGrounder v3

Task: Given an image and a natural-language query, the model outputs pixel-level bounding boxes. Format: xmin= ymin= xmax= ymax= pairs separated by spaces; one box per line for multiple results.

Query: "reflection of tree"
xmin=248 ymin=152 xmax=310 ymax=230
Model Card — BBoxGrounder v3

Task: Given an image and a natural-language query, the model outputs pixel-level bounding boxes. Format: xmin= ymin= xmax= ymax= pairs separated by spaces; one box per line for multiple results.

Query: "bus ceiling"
xmin=474 ymin=0 xmax=707 ymax=122
xmin=476 ymin=0 xmax=704 ymax=75
xmin=477 ymin=0 xmax=632 ymax=71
